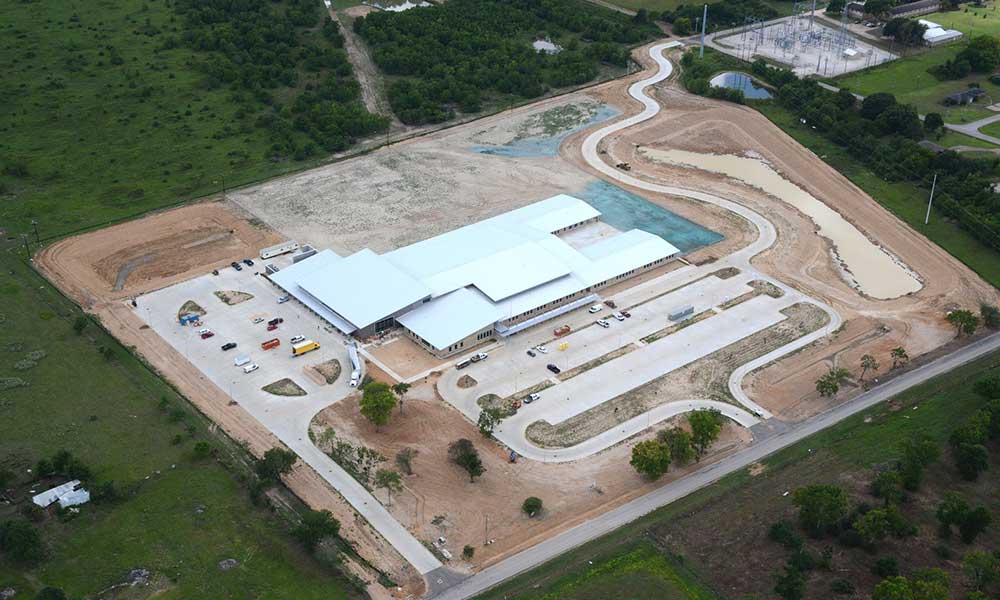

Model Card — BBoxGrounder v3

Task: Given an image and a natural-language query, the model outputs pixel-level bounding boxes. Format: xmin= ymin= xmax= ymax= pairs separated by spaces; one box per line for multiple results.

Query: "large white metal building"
xmin=270 ymin=195 xmax=680 ymax=357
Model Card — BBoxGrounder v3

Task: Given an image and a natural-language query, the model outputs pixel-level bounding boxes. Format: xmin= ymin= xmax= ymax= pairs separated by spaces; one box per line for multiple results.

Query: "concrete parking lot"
xmin=136 ymin=264 xmax=443 ymax=574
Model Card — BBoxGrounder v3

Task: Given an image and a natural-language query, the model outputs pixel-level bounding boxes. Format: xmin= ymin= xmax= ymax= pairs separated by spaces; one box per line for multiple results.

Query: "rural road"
xmin=427 ymin=330 xmax=1000 ymax=599
xmin=423 ymin=40 xmax=1000 ymax=599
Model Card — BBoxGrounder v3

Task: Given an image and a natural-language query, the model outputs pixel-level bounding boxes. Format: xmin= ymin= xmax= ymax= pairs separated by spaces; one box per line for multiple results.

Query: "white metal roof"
xmin=396 ymin=287 xmax=501 ymax=349
xmin=57 ymin=489 xmax=90 ymax=508
xmin=32 ymin=480 xmax=82 ymax=508
xmin=924 ymin=27 xmax=962 ymax=42
xmin=298 ymin=249 xmax=431 ymax=329
xmin=274 ymin=195 xmax=682 ymax=349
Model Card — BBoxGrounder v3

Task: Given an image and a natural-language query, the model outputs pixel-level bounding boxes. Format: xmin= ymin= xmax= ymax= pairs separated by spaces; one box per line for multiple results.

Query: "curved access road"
xmin=580 ymin=41 xmax=842 ymax=418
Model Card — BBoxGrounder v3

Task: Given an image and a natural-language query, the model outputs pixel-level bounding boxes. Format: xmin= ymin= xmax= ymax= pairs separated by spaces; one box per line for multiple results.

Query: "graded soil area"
xmin=313 ymin=377 xmax=751 ymax=571
xmin=36 ymin=201 xmax=280 ymax=305
xmin=565 ymin=43 xmax=999 ymax=420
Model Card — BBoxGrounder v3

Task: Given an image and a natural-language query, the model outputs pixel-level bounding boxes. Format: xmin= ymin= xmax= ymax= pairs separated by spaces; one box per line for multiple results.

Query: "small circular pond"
xmin=709 ymin=72 xmax=773 ymax=100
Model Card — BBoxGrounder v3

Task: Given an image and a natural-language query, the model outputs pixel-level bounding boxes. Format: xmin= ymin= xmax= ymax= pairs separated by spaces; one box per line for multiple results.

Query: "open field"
xmin=0 ymin=243 xmax=360 ymax=599
xmin=0 ymin=0 xmax=369 ymax=240
xmin=474 ymin=347 xmax=1000 ymax=600
xmin=923 ymin=4 xmax=1000 ymax=38
xmin=833 ymin=44 xmax=996 ymax=124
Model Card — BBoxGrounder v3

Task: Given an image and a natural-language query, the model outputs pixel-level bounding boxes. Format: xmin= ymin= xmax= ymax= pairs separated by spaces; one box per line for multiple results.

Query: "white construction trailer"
xmin=260 ymin=240 xmax=299 ymax=260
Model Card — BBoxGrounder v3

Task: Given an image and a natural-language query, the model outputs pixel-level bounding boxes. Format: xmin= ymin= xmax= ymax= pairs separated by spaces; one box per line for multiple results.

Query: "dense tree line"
xmin=354 ymin=0 xmax=657 ymax=124
xmin=931 ymin=35 xmax=1000 ymax=80
xmin=174 ymin=0 xmax=386 ymax=159
xmin=662 ymin=0 xmax=778 ymax=34
xmin=682 ymin=51 xmax=1000 ymax=251
xmin=882 ymin=17 xmax=927 ymax=47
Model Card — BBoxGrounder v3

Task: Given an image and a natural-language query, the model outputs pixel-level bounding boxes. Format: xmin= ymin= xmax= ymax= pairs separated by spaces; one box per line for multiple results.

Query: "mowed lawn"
xmin=937 ymin=128 xmax=999 ymax=149
xmin=833 ymin=44 xmax=996 ymax=124
xmin=0 ymin=1 xmax=313 ymax=239
xmin=980 ymin=119 xmax=1000 ymax=138
xmin=475 ymin=345 xmax=1000 ymax=600
xmin=0 ymin=247 xmax=360 ymax=599
xmin=922 ymin=4 xmax=1000 ymax=38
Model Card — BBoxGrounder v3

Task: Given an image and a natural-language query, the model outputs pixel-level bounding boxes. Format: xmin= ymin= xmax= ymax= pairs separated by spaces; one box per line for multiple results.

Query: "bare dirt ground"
xmin=35 ymin=202 xmax=279 ymax=305
xmin=563 ymin=44 xmax=999 ymax=420
xmin=313 ymin=377 xmax=751 ymax=571
xmin=366 ymin=334 xmax=446 ymax=380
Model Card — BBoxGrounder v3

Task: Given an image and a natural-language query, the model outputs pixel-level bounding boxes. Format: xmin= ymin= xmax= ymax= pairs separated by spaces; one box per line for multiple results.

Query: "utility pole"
xmin=21 ymin=234 xmax=30 ymax=259
xmin=484 ymin=514 xmax=489 ymax=546
xmin=699 ymin=4 xmax=708 ymax=58
xmin=924 ymin=173 xmax=938 ymax=225
xmin=31 ymin=219 xmax=39 ymax=244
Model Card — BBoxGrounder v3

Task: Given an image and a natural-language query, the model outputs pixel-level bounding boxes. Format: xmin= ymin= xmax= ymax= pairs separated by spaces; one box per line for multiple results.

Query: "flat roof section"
xmin=468 ymin=243 xmax=571 ymax=301
xmin=298 ymin=249 xmax=431 ymax=329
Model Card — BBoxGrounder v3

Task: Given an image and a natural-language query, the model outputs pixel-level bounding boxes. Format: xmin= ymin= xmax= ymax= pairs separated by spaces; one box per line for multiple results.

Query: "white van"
xmin=350 ymin=372 xmax=360 ymax=387
xmin=243 ymin=363 xmax=259 ymax=374
xmin=234 ymin=355 xmax=251 ymax=367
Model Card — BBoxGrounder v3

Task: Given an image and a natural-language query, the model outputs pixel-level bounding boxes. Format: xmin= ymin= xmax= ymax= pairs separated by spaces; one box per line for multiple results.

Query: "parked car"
xmin=456 ymin=359 xmax=471 ymax=370
xmin=470 ymin=352 xmax=488 ymax=363
xmin=612 ymin=312 xmax=625 ymax=321
xmin=220 ymin=342 xmax=237 ymax=351
xmin=526 ymin=349 xmax=536 ymax=357
xmin=200 ymin=330 xmax=215 ymax=339
xmin=277 ymin=295 xmax=290 ymax=304
xmin=290 ymin=335 xmax=306 ymax=344
xmin=267 ymin=317 xmax=284 ymax=326
xmin=231 ymin=261 xmax=242 ymax=271
xmin=604 ymin=299 xmax=617 ymax=308
xmin=553 ymin=325 xmax=571 ymax=337
xmin=535 ymin=345 xmax=549 ymax=354
xmin=588 ymin=304 xmax=602 ymax=314
xmin=243 ymin=258 xmax=254 ymax=267
xmin=252 ymin=317 xmax=265 ymax=324
xmin=527 ymin=393 xmax=541 ymax=403
xmin=546 ymin=363 xmax=561 ymax=374
xmin=267 ymin=323 xmax=278 ymax=331
xmin=211 ymin=269 xmax=219 ymax=276
xmin=198 ymin=328 xmax=211 ymax=335
xmin=243 ymin=363 xmax=259 ymax=374
xmin=621 ymin=310 xmax=631 ymax=318
xmin=596 ymin=319 xmax=610 ymax=328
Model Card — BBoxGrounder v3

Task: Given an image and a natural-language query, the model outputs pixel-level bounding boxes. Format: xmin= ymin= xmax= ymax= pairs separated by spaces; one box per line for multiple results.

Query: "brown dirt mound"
xmin=213 ymin=290 xmax=254 ymax=306
xmin=457 ymin=374 xmax=477 ymax=388
xmin=311 ymin=359 xmax=342 ymax=385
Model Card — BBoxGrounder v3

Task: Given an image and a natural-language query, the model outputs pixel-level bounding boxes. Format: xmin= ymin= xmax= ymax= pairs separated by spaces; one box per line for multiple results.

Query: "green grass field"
xmin=937 ymin=128 xmax=1000 ymax=149
xmin=0 ymin=0 xmax=339 ymax=240
xmin=752 ymin=102 xmax=1000 ymax=288
xmin=475 ymin=345 xmax=1000 ymax=600
xmin=923 ymin=4 xmax=1000 ymax=38
xmin=0 ymin=245 xmax=360 ymax=599
xmin=834 ymin=44 xmax=995 ymax=124
xmin=980 ymin=119 xmax=1000 ymax=138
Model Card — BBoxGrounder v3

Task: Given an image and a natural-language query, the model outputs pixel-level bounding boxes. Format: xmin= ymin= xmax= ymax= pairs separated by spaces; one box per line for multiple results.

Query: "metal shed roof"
xmin=396 ymin=287 xmax=501 ymax=349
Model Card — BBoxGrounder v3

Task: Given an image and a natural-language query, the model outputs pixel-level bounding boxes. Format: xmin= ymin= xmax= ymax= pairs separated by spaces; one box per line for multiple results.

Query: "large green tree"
xmin=448 ymin=438 xmax=485 ymax=482
xmin=292 ymin=509 xmax=341 ymax=553
xmin=360 ymin=382 xmax=397 ymax=431
xmin=793 ymin=484 xmax=848 ymax=537
xmin=688 ymin=409 xmax=724 ymax=458
xmin=630 ymin=440 xmax=672 ymax=479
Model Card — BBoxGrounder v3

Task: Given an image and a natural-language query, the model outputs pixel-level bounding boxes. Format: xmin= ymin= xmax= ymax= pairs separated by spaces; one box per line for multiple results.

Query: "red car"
xmin=200 ymin=331 xmax=215 ymax=339
xmin=267 ymin=323 xmax=278 ymax=331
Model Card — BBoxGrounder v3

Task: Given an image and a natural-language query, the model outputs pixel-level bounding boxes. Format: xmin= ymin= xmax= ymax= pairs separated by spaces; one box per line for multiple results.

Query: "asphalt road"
xmin=428 ymin=331 xmax=1000 ymax=599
